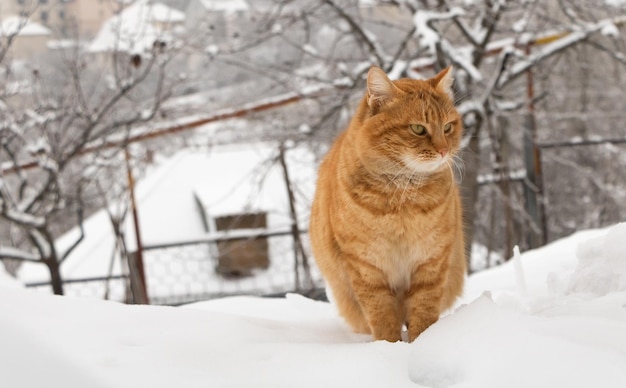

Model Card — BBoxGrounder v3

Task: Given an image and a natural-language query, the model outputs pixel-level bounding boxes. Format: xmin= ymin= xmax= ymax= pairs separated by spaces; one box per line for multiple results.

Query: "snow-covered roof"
xmin=359 ymin=0 xmax=378 ymax=7
xmin=606 ymin=0 xmax=626 ymax=6
xmin=200 ymin=0 xmax=249 ymax=13
xmin=88 ymin=0 xmax=184 ymax=54
xmin=147 ymin=2 xmax=186 ymax=23
xmin=0 ymin=16 xmax=51 ymax=37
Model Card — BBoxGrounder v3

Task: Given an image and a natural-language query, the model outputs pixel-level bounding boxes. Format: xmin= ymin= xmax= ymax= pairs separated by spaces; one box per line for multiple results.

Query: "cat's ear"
xmin=430 ymin=66 xmax=455 ymax=100
xmin=367 ymin=66 xmax=399 ymax=112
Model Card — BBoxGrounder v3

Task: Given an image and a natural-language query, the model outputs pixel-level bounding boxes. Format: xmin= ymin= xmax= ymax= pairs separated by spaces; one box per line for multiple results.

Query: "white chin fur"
xmin=402 ymin=154 xmax=447 ymax=174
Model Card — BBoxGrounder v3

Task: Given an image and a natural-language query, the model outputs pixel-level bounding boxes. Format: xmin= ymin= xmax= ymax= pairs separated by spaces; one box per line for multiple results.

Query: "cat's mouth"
xmin=402 ymin=154 xmax=449 ymax=174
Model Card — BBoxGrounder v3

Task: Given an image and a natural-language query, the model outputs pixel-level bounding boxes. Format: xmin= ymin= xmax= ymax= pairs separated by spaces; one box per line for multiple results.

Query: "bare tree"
xmin=192 ymin=0 xmax=626 ymax=268
xmin=0 ymin=28 xmax=180 ymax=294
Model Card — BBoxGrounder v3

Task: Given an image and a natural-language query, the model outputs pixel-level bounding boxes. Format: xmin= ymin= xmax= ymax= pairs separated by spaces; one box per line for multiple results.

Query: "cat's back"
xmin=311 ymin=129 xmax=351 ymax=211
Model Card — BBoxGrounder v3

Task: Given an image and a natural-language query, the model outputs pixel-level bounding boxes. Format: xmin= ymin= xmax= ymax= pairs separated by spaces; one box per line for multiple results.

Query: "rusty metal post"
xmin=523 ymin=44 xmax=548 ymax=248
xmin=278 ymin=144 xmax=313 ymax=291
xmin=124 ymin=147 xmax=150 ymax=304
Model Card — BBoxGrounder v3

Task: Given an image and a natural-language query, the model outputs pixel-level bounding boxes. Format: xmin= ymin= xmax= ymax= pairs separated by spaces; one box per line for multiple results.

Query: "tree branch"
xmin=323 ymin=0 xmax=385 ymax=66
xmin=0 ymin=246 xmax=40 ymax=262
xmin=497 ymin=18 xmax=625 ymax=88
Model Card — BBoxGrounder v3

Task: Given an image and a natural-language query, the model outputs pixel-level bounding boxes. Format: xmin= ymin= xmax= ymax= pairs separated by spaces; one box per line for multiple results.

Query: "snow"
xmin=359 ymin=0 xmax=378 ymax=7
xmin=17 ymin=143 xmax=318 ymax=303
xmin=0 ymin=265 xmax=23 ymax=288
xmin=497 ymin=16 xmax=626 ymax=88
xmin=302 ymin=44 xmax=319 ymax=56
xmin=0 ymin=246 xmax=38 ymax=263
xmin=413 ymin=8 xmax=465 ymax=53
xmin=271 ymin=23 xmax=283 ymax=35
xmin=413 ymin=12 xmax=441 ymax=53
xmin=601 ymin=22 xmax=620 ymax=37
xmin=3 ymin=223 xmax=626 ymax=387
xmin=147 ymin=2 xmax=186 ymax=23
xmin=88 ymin=0 xmax=184 ymax=54
xmin=565 ymin=223 xmax=626 ymax=296
xmin=205 ymin=44 xmax=219 ymax=56
xmin=440 ymin=40 xmax=482 ymax=82
xmin=200 ymin=0 xmax=249 ymax=13
xmin=0 ymin=16 xmax=50 ymax=37
xmin=3 ymin=207 xmax=45 ymax=228
xmin=410 ymin=293 xmax=626 ymax=388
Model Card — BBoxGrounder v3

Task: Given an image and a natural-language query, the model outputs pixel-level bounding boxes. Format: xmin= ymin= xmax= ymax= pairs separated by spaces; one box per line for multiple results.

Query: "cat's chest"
xmin=334 ymin=180 xmax=455 ymax=290
xmin=377 ymin=239 xmax=427 ymax=291
xmin=368 ymin=215 xmax=439 ymax=291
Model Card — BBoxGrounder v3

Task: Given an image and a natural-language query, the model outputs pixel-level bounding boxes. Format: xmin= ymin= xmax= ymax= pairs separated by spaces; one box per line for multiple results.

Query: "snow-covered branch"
xmin=0 ymin=246 xmax=40 ymax=262
xmin=413 ymin=7 xmax=465 ymax=53
xmin=498 ymin=17 xmax=626 ymax=88
xmin=1 ymin=207 xmax=45 ymax=229
xmin=439 ymin=40 xmax=482 ymax=82
xmin=28 ymin=228 xmax=52 ymax=260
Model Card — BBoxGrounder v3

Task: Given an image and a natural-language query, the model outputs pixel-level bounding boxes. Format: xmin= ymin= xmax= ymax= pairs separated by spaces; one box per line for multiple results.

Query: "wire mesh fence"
xmin=25 ymin=275 xmax=129 ymax=301
xmin=25 ymin=230 xmax=322 ymax=305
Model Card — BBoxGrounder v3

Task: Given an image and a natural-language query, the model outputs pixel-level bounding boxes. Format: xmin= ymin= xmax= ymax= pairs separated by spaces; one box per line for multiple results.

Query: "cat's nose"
xmin=438 ymin=148 xmax=448 ymax=157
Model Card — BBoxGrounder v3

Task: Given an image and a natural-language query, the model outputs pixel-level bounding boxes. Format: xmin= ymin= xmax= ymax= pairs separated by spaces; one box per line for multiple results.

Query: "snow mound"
xmin=568 ymin=222 xmax=626 ymax=296
xmin=0 ymin=267 xmax=22 ymax=289
xmin=411 ymin=223 xmax=626 ymax=388
xmin=410 ymin=292 xmax=626 ymax=388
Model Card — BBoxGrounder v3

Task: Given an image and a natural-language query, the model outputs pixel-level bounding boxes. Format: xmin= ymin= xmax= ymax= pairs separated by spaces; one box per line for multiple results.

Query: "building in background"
xmin=0 ymin=16 xmax=51 ymax=59
xmin=61 ymin=0 xmax=124 ymax=39
xmin=0 ymin=0 xmax=65 ymax=33
xmin=0 ymin=0 xmax=131 ymax=57
xmin=88 ymin=0 xmax=185 ymax=55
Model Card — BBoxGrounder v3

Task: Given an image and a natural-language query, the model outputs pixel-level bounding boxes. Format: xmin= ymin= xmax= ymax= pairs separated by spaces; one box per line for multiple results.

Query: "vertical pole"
xmin=125 ymin=147 xmax=150 ymax=304
xmin=278 ymin=144 xmax=313 ymax=292
xmin=523 ymin=44 xmax=548 ymax=248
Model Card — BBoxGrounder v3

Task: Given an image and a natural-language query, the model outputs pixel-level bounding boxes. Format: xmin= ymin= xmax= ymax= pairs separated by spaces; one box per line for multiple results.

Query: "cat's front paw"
xmin=407 ymin=319 xmax=437 ymax=342
xmin=371 ymin=325 xmax=403 ymax=342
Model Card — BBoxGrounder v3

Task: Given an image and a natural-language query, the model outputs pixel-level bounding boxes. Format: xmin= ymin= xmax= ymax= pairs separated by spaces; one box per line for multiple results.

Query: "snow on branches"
xmin=413 ymin=7 xmax=465 ymax=53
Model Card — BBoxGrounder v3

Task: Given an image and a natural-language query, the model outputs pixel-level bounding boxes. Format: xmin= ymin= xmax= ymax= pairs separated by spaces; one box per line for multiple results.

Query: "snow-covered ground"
xmin=1 ymin=223 xmax=625 ymax=388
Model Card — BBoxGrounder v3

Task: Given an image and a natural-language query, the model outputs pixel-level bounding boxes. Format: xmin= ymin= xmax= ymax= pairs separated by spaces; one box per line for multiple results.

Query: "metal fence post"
xmin=125 ymin=147 xmax=150 ymax=304
xmin=523 ymin=44 xmax=548 ymax=248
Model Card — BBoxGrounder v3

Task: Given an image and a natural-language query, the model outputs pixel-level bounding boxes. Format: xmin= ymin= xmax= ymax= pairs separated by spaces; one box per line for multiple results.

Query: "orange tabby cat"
xmin=309 ymin=66 xmax=466 ymax=342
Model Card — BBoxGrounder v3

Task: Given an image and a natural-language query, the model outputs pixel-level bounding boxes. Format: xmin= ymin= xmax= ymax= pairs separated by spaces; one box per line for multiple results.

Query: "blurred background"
xmin=1 ymin=0 xmax=625 ymax=304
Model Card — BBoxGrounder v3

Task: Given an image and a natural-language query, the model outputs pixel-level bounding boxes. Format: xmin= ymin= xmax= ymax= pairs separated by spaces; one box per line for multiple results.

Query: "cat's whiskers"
xmin=399 ymin=172 xmax=412 ymax=203
xmin=398 ymin=162 xmax=430 ymax=203
xmin=389 ymin=167 xmax=413 ymax=202
xmin=378 ymin=155 xmax=416 ymax=193
xmin=386 ymin=164 xmax=414 ymax=192
xmin=400 ymin=171 xmax=419 ymax=203
xmin=449 ymin=154 xmax=465 ymax=181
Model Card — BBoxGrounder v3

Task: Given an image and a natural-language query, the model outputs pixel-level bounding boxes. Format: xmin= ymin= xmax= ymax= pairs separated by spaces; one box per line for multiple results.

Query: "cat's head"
xmin=356 ymin=66 xmax=462 ymax=176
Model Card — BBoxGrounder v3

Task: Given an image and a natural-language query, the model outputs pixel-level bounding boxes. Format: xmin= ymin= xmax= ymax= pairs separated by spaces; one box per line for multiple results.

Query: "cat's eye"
xmin=444 ymin=123 xmax=453 ymax=134
xmin=410 ymin=124 xmax=427 ymax=136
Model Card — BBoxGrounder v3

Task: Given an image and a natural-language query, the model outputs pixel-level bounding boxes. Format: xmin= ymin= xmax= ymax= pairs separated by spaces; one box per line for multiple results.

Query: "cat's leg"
xmin=405 ymin=257 xmax=448 ymax=342
xmin=344 ymin=255 xmax=404 ymax=342
xmin=440 ymin=240 xmax=466 ymax=311
xmin=327 ymin=278 xmax=371 ymax=334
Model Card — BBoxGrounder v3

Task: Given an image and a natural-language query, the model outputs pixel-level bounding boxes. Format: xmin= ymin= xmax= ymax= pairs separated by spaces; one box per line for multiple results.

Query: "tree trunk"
xmin=278 ymin=144 xmax=313 ymax=291
xmin=44 ymin=257 xmax=64 ymax=295
xmin=460 ymin=118 xmax=482 ymax=273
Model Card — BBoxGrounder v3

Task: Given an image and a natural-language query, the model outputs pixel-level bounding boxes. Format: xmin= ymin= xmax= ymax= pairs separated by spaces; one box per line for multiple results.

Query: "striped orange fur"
xmin=309 ymin=66 xmax=466 ymax=342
